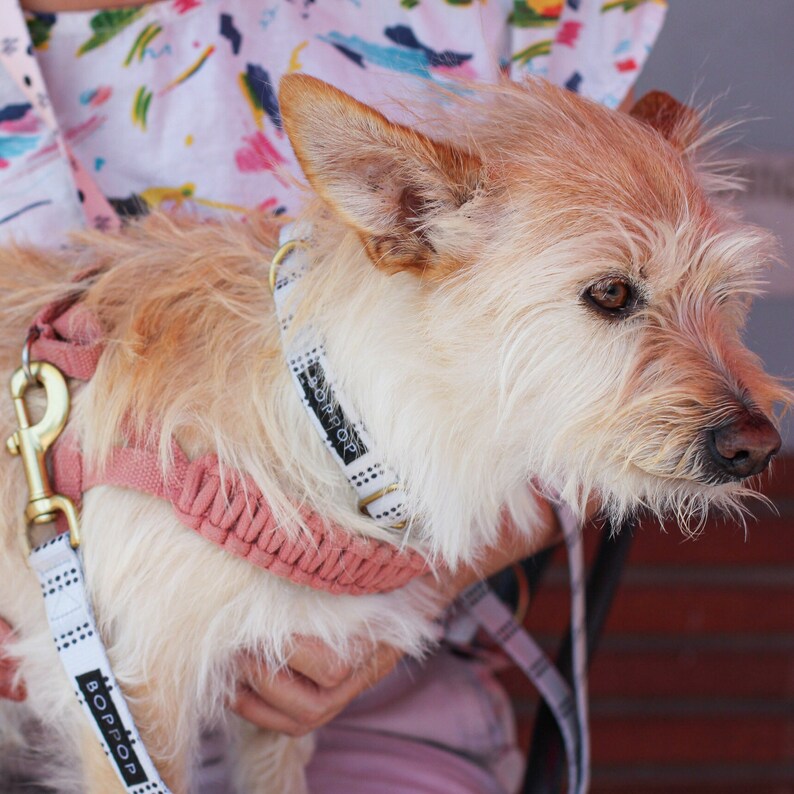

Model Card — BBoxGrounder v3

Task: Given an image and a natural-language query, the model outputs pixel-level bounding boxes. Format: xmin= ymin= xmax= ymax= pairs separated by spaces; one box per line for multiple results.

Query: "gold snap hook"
xmin=7 ymin=361 xmax=80 ymax=549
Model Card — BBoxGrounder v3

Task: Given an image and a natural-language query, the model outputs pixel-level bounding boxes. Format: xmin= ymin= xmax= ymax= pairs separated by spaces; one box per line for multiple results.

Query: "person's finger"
xmin=230 ymin=669 xmax=350 ymax=734
xmin=353 ymin=641 xmax=403 ymax=688
xmin=231 ymin=685 xmax=315 ymax=737
xmin=231 ymin=642 xmax=403 ymax=733
xmin=286 ymin=637 xmax=355 ymax=689
xmin=235 ymin=660 xmax=359 ymax=728
xmin=287 ymin=636 xmax=403 ymax=689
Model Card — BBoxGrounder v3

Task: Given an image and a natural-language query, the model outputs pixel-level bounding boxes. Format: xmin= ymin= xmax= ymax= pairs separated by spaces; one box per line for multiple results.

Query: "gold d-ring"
xmin=21 ymin=327 xmax=39 ymax=386
xmin=358 ymin=484 xmax=407 ymax=530
xmin=269 ymin=239 xmax=300 ymax=293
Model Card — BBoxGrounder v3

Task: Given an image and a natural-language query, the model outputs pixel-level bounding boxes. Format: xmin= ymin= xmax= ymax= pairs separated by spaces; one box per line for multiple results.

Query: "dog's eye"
xmin=584 ymin=277 xmax=635 ymax=316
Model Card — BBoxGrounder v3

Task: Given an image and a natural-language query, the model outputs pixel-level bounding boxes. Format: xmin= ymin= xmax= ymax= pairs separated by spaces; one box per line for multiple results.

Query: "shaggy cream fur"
xmin=0 ymin=75 xmax=787 ymax=792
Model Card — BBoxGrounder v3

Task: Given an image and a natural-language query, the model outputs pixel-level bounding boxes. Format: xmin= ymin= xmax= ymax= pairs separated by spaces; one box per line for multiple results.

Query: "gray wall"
xmin=637 ymin=0 xmax=794 ymax=152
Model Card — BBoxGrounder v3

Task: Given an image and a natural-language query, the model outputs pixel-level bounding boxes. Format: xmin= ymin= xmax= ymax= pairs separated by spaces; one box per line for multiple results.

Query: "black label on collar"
xmin=298 ymin=361 xmax=367 ymax=465
xmin=76 ymin=669 xmax=148 ymax=786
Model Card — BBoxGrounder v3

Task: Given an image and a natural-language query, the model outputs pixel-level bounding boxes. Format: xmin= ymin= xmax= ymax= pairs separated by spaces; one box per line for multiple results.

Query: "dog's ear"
xmin=630 ymin=90 xmax=701 ymax=153
xmin=279 ymin=74 xmax=483 ymax=274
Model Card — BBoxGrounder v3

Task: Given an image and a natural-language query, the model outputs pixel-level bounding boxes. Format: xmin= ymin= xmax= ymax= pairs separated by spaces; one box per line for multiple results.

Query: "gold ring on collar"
xmin=359 ymin=484 xmax=407 ymax=530
xmin=269 ymin=239 xmax=300 ymax=293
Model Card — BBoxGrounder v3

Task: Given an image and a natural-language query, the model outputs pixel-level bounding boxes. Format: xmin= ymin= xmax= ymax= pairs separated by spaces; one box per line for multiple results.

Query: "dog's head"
xmin=279 ymin=74 xmax=789 ymax=531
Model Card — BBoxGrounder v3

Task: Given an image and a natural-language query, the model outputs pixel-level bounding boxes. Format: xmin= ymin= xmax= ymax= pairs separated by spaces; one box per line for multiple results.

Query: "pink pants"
xmin=308 ymin=649 xmax=524 ymax=793
xmin=198 ymin=649 xmax=524 ymax=793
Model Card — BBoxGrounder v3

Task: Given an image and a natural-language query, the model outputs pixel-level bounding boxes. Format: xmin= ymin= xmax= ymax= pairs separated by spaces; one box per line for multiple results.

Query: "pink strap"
xmin=30 ymin=301 xmax=105 ymax=381
xmin=33 ymin=296 xmax=430 ymax=595
xmin=52 ymin=436 xmax=429 ymax=596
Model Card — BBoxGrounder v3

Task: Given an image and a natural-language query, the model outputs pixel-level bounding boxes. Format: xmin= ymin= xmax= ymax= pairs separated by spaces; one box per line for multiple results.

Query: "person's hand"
xmin=231 ymin=638 xmax=402 ymax=737
xmin=0 ymin=618 xmax=26 ymax=702
xmin=230 ymin=491 xmax=564 ymax=734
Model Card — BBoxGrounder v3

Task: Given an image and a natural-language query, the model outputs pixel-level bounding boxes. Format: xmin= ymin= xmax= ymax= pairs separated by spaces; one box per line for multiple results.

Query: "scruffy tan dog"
xmin=0 ymin=74 xmax=786 ymax=792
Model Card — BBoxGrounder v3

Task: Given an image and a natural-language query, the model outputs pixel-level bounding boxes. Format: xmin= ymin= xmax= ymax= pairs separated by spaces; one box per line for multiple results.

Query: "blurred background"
xmin=505 ymin=3 xmax=794 ymax=792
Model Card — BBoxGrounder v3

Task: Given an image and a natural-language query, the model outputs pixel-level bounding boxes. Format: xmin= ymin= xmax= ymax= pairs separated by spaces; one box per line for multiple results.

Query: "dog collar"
xmin=269 ymin=226 xmax=410 ymax=531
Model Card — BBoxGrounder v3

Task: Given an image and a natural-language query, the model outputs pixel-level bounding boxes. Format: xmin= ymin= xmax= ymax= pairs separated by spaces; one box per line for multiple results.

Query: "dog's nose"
xmin=707 ymin=413 xmax=781 ymax=480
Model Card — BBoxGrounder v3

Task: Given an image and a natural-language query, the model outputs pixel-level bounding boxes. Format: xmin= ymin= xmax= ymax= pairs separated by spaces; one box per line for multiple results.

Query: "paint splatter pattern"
xmin=0 ymin=0 xmax=666 ymax=243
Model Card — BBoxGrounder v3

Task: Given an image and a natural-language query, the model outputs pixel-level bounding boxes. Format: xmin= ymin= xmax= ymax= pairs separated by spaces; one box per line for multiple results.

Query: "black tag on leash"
xmin=76 ymin=669 xmax=149 ymax=786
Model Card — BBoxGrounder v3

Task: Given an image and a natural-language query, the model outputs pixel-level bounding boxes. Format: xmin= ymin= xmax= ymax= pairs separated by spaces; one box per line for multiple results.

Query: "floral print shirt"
xmin=0 ymin=0 xmax=667 ymax=245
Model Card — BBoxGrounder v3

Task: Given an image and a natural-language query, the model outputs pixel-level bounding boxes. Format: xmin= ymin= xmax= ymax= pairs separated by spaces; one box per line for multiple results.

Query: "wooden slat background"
xmin=503 ymin=458 xmax=794 ymax=793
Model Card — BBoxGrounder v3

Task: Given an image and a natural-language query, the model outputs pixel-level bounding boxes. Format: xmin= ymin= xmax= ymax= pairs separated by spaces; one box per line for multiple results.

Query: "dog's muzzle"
xmin=705 ymin=411 xmax=781 ymax=481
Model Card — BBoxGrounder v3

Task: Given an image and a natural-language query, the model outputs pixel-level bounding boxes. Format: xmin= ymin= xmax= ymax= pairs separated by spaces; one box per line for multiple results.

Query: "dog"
xmin=0 ymin=74 xmax=786 ymax=792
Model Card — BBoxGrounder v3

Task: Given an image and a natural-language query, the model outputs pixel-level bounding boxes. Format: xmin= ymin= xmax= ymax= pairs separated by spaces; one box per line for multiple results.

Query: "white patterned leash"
xmin=5 ymin=6 xmax=162 ymax=787
xmin=271 ymin=228 xmax=590 ymax=793
xmin=460 ymin=503 xmax=590 ymax=794
xmin=0 ymin=0 xmax=120 ymax=231
xmin=29 ymin=534 xmax=172 ymax=793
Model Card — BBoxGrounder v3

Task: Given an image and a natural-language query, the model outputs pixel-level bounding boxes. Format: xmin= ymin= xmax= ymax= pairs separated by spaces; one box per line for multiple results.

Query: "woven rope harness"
xmin=30 ymin=293 xmax=430 ymax=596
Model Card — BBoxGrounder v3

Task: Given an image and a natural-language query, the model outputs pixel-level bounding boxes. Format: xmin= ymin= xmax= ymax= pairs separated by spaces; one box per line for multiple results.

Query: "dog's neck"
xmin=72 ymin=212 xmax=537 ymax=568
xmin=275 ymin=212 xmax=538 ymax=564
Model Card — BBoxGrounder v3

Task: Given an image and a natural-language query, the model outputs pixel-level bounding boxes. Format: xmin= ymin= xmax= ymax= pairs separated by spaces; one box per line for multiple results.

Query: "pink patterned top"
xmin=0 ymin=0 xmax=666 ymax=244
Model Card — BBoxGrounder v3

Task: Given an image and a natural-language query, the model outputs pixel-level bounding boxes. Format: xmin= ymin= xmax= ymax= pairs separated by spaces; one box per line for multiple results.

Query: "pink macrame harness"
xmin=29 ymin=293 xmax=430 ymax=596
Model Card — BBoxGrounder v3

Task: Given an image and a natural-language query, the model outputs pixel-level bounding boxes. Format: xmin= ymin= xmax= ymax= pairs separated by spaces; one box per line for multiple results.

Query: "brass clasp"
xmin=358 ymin=484 xmax=407 ymax=530
xmin=7 ymin=361 xmax=80 ymax=550
xmin=269 ymin=239 xmax=301 ymax=293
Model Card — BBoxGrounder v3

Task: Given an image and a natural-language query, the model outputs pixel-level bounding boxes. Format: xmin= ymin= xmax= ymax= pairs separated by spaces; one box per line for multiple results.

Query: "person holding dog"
xmin=0 ymin=1 xmax=666 ymax=791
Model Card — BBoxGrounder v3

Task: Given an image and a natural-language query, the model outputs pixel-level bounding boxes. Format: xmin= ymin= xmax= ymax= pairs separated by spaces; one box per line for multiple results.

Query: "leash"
xmin=30 ymin=535 xmax=171 ymax=793
xmin=461 ymin=506 xmax=590 ymax=794
xmin=8 ymin=360 xmax=173 ymax=793
xmin=271 ymin=227 xmax=591 ymax=794
xmin=524 ymin=521 xmax=633 ymax=792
